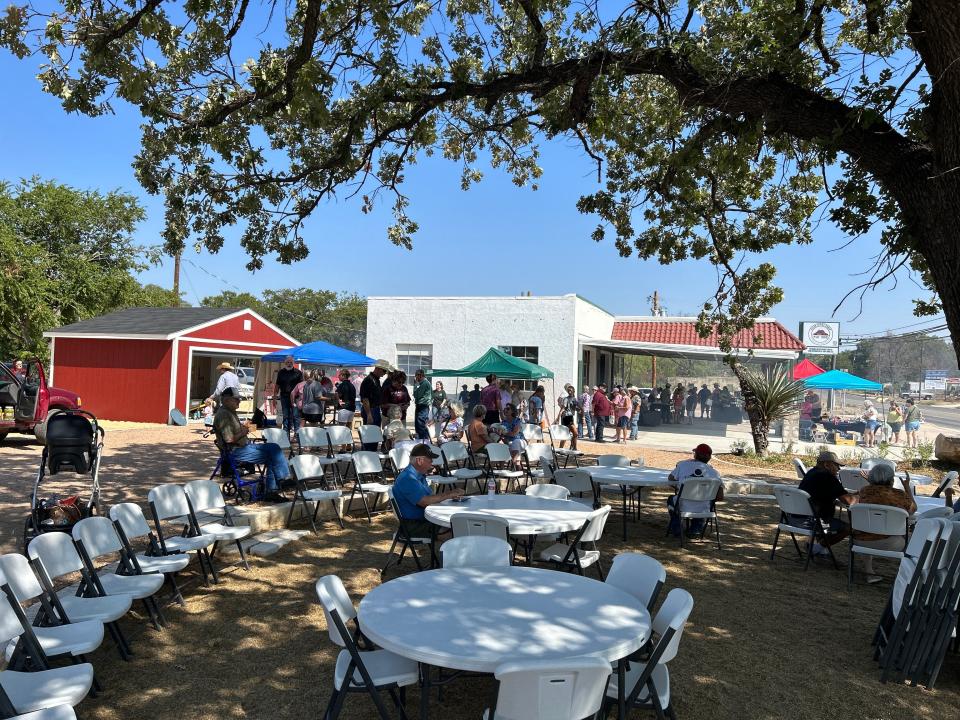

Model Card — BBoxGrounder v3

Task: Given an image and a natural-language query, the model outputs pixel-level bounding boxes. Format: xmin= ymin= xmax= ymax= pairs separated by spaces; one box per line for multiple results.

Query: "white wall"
xmin=575 ymin=296 xmax=616 ymax=388
xmin=366 ymin=295 xmax=584 ymax=390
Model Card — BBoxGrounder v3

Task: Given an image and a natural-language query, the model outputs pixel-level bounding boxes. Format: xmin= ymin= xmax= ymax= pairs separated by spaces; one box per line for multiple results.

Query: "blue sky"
xmin=1 ymin=50 xmax=938 ymax=341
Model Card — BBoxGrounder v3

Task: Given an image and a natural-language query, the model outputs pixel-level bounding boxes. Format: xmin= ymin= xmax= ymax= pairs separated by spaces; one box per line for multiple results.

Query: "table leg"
xmin=420 ymin=662 xmax=431 ymax=720
xmin=621 ymin=484 xmax=628 ymax=541
xmin=618 ymin=659 xmax=627 ymax=720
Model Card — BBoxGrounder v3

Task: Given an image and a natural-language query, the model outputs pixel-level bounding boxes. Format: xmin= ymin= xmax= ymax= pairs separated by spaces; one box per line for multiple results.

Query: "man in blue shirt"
xmin=393 ymin=444 xmax=462 ymax=537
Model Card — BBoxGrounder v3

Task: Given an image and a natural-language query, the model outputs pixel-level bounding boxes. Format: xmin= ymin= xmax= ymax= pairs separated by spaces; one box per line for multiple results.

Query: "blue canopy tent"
xmin=260 ymin=340 xmax=374 ymax=366
xmin=803 ymin=369 xmax=882 ymax=392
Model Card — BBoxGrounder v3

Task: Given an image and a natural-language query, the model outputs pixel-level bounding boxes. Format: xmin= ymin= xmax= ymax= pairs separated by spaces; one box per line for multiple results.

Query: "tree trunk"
xmin=729 ymin=360 xmax=770 ymax=456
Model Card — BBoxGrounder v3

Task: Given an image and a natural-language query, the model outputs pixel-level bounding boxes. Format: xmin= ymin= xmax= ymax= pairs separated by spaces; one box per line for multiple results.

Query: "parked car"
xmin=900 ymin=391 xmax=934 ymax=401
xmin=0 ymin=360 xmax=81 ymax=443
xmin=235 ymin=366 xmax=255 ymax=399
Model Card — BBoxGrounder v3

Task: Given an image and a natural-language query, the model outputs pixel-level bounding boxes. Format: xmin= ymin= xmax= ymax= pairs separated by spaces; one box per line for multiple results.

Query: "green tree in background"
xmin=201 ymin=289 xmax=367 ymax=351
xmin=0 ymin=178 xmax=174 ymax=362
xmin=835 ymin=334 xmax=957 ymax=387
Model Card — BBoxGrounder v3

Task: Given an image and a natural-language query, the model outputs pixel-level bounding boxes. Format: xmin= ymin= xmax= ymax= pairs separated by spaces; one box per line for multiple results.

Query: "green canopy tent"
xmin=429 ymin=347 xmax=554 ymax=380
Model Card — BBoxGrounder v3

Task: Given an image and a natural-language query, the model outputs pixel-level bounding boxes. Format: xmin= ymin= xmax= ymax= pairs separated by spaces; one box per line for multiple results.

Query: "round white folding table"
xmin=425 ymin=494 xmax=593 ymax=535
xmin=358 ymin=566 xmax=651 ymax=719
xmin=583 ymin=466 xmax=677 ymax=540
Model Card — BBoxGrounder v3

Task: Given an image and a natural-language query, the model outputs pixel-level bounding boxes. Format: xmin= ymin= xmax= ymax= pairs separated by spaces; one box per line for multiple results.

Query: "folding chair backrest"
xmin=596 ymin=454 xmax=629 ymax=467
xmin=772 ymin=485 xmax=815 ymax=517
xmin=72 ymin=516 xmax=123 ymax=561
xmin=352 ymin=450 xmax=383 ymax=475
xmin=606 ymin=553 xmax=666 ymax=611
xmin=840 ymin=469 xmax=869 ymax=493
xmin=525 ymin=484 xmax=570 ymax=500
xmin=441 ymin=441 xmax=469 ymax=465
xmin=389 ymin=448 xmax=410 ymax=472
xmin=325 ymin=425 xmax=354 ymax=450
xmin=917 ymin=506 xmax=954 ymax=520
xmin=549 ymin=425 xmax=572 ymax=443
xmin=484 ymin=443 xmax=512 ymax=464
xmin=185 ymin=479 xmax=227 ymax=514
xmin=0 ymin=591 xmax=25 ymax=646
xmin=554 ymin=469 xmax=593 ymax=497
xmin=906 ymin=518 xmax=943 ymax=560
xmin=792 ymin=458 xmax=807 ymax=480
xmin=849 ymin=504 xmax=909 ymax=537
xmin=298 ymin=426 xmax=330 ymax=452
xmin=492 ymin=656 xmax=612 ymax=720
xmin=290 ymin=454 xmax=327 ymax=483
xmin=449 ymin=513 xmax=510 ymax=541
xmin=521 ymin=424 xmax=544 ymax=442
xmin=148 ymin=484 xmax=192 ymax=521
xmin=314 ymin=574 xmax=357 ymax=648
xmin=861 ymin=457 xmax=896 ymax=472
xmin=358 ymin=424 xmax=384 ymax=445
xmin=441 ymin=536 xmax=512 ymax=568
xmin=649 ymin=588 xmax=695 ymax=665
xmin=892 ymin=556 xmax=921 ymax=618
xmin=579 ymin=506 xmax=611 ymax=543
xmin=261 ymin=427 xmax=291 ymax=449
xmin=27 ymin=532 xmax=84 ymax=579
xmin=525 ymin=444 xmax=555 ymax=466
xmin=109 ymin=503 xmax=153 ymax=540
xmin=933 ymin=471 xmax=958 ymax=498
xmin=679 ymin=478 xmax=722 ymax=504
xmin=0 ymin=554 xmax=44 ymax=603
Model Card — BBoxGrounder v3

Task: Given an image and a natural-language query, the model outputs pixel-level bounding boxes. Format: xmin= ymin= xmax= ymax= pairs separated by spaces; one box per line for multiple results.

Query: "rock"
xmin=934 ymin=433 xmax=960 ymax=462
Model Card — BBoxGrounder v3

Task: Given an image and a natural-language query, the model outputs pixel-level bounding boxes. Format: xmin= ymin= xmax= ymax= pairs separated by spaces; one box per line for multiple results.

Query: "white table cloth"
xmin=358 ymin=566 xmax=651 ymax=674
xmin=425 ymin=495 xmax=592 ymax=535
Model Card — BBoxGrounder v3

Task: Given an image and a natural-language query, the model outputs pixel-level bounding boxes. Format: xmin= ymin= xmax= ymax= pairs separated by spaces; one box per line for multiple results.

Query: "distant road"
xmin=915 ymin=405 xmax=960 ymax=434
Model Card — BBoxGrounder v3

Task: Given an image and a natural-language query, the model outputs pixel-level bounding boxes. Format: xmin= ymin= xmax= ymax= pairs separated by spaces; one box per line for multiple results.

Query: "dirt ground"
xmin=1 ymin=426 xmax=958 ymax=720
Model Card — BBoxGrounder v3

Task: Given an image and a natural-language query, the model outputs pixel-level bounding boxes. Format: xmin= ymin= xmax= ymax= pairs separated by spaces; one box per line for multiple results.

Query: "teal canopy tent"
xmin=803 ymin=369 xmax=882 ymax=392
xmin=429 ymin=347 xmax=554 ymax=380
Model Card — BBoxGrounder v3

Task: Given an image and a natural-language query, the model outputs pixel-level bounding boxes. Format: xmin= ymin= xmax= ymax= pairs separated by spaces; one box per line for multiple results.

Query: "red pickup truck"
xmin=0 ymin=360 xmax=81 ymax=443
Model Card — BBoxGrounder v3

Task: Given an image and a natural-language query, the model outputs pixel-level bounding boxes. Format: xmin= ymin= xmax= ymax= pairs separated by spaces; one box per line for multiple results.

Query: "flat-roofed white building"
xmin=365 ymin=294 xmax=804 ymax=390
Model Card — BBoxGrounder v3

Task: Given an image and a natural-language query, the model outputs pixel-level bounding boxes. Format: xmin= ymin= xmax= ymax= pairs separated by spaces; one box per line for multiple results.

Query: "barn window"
xmin=243 ymin=319 xmax=251 ymax=331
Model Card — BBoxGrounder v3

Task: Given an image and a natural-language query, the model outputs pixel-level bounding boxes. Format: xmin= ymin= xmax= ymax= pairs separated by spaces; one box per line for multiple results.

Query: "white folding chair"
xmin=770 ymin=485 xmax=838 ymax=569
xmin=381 ymin=489 xmax=437 ymax=573
xmin=548 ymin=424 xmax=583 ymax=467
xmin=525 ymin=484 xmax=570 ymax=500
xmin=840 ymin=468 xmax=869 ymax=493
xmin=26 ymin=534 xmax=134 ymax=661
xmin=147 ymin=484 xmax=220 ymax=585
xmin=358 ymin=425 xmax=389 ymax=462
xmin=604 ymin=588 xmax=694 ymax=719
xmin=261 ymin=427 xmax=293 ymax=456
xmin=0 ymin=554 xmax=103 ymax=671
xmin=483 ymin=443 xmax=525 ymax=493
xmin=325 ymin=425 xmax=357 ymax=460
xmin=917 ymin=506 xmax=954 ymax=520
xmin=184 ymin=480 xmax=254 ymax=572
xmin=387 ymin=447 xmax=410 ymax=477
xmin=524 ymin=444 xmax=556 ymax=484
xmin=0 ymin=592 xmax=93 ymax=718
xmin=449 ymin=513 xmax=510 ymax=542
xmin=674 ymin=478 xmax=723 ymax=550
xmin=521 ymin=424 xmax=545 ymax=443
xmin=487 ymin=656 xmax=612 ymax=720
xmin=315 ymin=575 xmax=418 ymax=720
xmin=71 ymin=517 xmax=167 ymax=631
xmin=539 ymin=506 xmax=611 ymax=578
xmin=861 ymin=457 xmax=897 ymax=472
xmin=297 ymin=426 xmax=332 ymax=457
xmin=792 ymin=457 xmax=808 ymax=480
xmin=347 ymin=451 xmax=393 ymax=522
xmin=848 ymin=504 xmax=909 ymax=588
xmin=287 ymin=455 xmax=343 ymax=533
xmin=441 ymin=536 xmax=512 ymax=568
xmin=605 ymin=553 xmax=666 ymax=612
xmin=933 ymin=471 xmax=958 ymax=498
xmin=554 ymin=469 xmax=596 ymax=507
xmin=596 ymin=454 xmax=629 ymax=467
xmin=440 ymin=441 xmax=484 ymax=494
xmin=9 ymin=707 xmax=77 ymax=720
xmin=107 ymin=503 xmax=190 ymax=605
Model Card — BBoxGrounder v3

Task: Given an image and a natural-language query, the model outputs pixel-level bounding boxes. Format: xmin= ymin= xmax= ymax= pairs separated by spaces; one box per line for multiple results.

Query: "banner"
xmin=800 ymin=322 xmax=840 ymax=355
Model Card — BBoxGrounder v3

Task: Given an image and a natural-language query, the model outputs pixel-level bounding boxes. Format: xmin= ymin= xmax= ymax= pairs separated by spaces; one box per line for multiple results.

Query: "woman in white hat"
xmin=861 ymin=400 xmax=879 ymax=448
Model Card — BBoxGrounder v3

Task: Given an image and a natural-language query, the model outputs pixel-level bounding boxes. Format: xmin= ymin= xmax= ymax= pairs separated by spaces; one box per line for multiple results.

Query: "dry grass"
xmin=1 ymin=428 xmax=958 ymax=719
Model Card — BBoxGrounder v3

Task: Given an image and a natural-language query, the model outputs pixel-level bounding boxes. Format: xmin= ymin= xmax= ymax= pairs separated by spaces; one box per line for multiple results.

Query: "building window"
xmin=498 ymin=346 xmax=540 ymax=391
xmin=396 ymin=344 xmax=432 ymax=378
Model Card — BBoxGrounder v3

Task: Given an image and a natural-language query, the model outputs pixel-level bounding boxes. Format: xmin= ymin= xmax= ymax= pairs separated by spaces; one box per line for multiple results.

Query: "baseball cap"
xmin=410 ymin=443 xmax=440 ymax=459
xmin=693 ymin=443 xmax=713 ymax=458
xmin=220 ymin=387 xmax=240 ymax=399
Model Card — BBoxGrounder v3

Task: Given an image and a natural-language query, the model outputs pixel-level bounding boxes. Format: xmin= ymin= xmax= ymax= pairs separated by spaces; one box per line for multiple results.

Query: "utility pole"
xmin=172 ymin=252 xmax=181 ymax=303
xmin=649 ymin=290 xmax=660 ymax=388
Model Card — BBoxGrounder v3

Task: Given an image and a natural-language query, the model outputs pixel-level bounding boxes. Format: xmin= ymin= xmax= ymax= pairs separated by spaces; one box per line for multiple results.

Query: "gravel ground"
xmin=0 ymin=426 xmax=957 ymax=719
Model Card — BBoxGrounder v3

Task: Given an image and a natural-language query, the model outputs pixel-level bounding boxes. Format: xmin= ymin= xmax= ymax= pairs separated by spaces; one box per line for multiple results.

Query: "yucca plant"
xmin=730 ymin=363 xmax=805 ymax=456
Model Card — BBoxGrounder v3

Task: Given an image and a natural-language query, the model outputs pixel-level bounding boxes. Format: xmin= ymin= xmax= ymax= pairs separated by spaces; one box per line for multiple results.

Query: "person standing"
xmin=527 ymin=385 xmax=546 ymax=426
xmin=579 ymin=385 xmax=594 ymax=440
xmin=886 ymin=402 xmax=903 ymax=445
xmin=861 ymin=400 xmax=879 ymax=448
xmin=208 ymin=361 xmax=240 ymax=404
xmin=432 ymin=381 xmax=448 ymax=442
xmin=592 ymin=383 xmax=612 ymax=443
xmin=904 ymin=399 xmax=923 ymax=448
xmin=360 ymin=360 xmax=390 ymax=448
xmin=612 ymin=386 xmax=629 ymax=443
xmin=274 ymin=356 xmax=303 ymax=436
xmin=300 ymin=371 xmax=325 ymax=426
xmin=458 ymin=384 xmax=470 ymax=407
xmin=480 ymin=373 xmax=501 ymax=424
xmin=628 ymin=386 xmax=641 ymax=440
xmin=413 ymin=369 xmax=434 ymax=441
xmin=468 ymin=383 xmax=482 ymax=414
xmin=698 ymin=384 xmax=710 ymax=418
xmin=334 ymin=369 xmax=356 ymax=425
xmin=685 ymin=386 xmax=697 ymax=425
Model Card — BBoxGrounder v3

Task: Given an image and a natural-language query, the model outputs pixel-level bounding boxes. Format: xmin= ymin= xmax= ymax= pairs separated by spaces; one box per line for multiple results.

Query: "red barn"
xmin=44 ymin=308 xmax=297 ymax=424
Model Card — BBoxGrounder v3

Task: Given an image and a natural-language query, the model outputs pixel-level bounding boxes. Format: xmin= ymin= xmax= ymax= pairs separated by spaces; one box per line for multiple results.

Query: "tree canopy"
xmin=0 ymin=178 xmax=177 ymax=362
xmin=3 ymin=1 xmax=959 ymax=357
xmin=201 ymin=288 xmax=367 ymax=351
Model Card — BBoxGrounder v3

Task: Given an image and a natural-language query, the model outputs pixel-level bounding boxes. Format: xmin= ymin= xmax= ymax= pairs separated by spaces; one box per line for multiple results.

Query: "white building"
xmin=365 ymin=294 xmax=804 ymax=389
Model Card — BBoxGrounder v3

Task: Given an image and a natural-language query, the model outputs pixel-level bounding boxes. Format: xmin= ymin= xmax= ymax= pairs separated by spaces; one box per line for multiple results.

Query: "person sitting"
xmin=798 ymin=450 xmax=854 ymax=554
xmin=212 ymin=387 xmax=288 ymax=502
xmin=847 ymin=464 xmax=916 ymax=583
xmin=467 ymin=404 xmax=489 ymax=453
xmin=392 ymin=444 xmax=463 ymax=539
xmin=667 ymin=443 xmax=722 ymax=537
xmin=383 ymin=404 xmax=413 ymax=449
xmin=438 ymin=402 xmax=465 ymax=443
xmin=499 ymin=403 xmax=526 ymax=467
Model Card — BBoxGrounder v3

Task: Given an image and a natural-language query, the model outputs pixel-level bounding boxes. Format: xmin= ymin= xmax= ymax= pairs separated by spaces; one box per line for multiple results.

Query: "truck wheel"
xmin=33 ymin=411 xmax=56 ymax=444
xmin=0 ymin=432 xmax=7 ymax=444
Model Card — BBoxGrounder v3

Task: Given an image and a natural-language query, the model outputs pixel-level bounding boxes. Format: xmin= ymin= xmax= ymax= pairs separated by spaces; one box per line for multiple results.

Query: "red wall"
xmin=181 ymin=311 xmax=294 ymax=345
xmin=52 ymin=338 xmax=172 ymax=423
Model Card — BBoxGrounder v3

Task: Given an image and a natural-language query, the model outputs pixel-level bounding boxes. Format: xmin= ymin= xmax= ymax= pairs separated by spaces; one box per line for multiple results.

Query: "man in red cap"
xmin=667 ymin=443 xmax=722 ymax=537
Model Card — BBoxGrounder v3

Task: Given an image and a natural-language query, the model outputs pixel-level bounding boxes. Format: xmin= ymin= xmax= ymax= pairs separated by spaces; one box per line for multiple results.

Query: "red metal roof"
xmin=610 ymin=320 xmax=804 ymax=351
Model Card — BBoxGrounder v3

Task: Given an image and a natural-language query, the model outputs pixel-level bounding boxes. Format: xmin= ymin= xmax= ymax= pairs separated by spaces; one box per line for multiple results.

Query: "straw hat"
xmin=217 ymin=361 xmax=235 ymax=371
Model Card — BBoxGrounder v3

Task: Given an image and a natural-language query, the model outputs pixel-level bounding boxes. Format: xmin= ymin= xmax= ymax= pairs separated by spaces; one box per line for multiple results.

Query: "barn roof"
xmin=45 ymin=307 xmax=243 ymax=339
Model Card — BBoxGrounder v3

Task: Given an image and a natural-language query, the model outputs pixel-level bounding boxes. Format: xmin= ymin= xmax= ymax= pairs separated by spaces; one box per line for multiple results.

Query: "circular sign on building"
xmin=800 ymin=321 xmax=840 ymax=355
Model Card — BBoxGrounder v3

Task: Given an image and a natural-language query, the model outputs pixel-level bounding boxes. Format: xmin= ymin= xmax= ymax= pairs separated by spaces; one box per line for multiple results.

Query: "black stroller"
xmin=23 ymin=409 xmax=104 ymax=552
